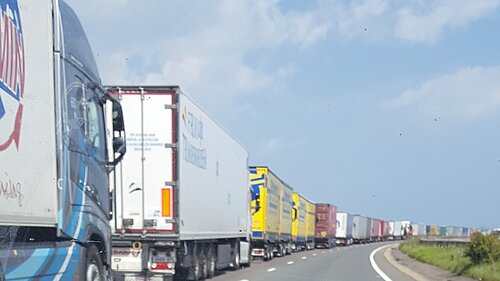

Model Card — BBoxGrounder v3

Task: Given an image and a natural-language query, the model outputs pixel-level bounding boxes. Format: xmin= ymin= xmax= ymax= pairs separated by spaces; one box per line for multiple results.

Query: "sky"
xmin=65 ymin=0 xmax=500 ymax=229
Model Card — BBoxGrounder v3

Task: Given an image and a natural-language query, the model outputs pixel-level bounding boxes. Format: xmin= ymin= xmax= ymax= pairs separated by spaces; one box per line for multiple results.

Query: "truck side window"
xmin=66 ymin=80 xmax=85 ymax=151
xmin=84 ymin=89 xmax=105 ymax=162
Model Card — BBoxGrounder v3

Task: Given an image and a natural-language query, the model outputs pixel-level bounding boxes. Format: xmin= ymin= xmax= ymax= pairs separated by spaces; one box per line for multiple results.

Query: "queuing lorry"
xmin=305 ymin=197 xmax=316 ymax=250
xmin=291 ymin=194 xmax=316 ymax=250
xmin=0 ymin=1 xmax=126 ymax=280
xmin=381 ymin=220 xmax=390 ymax=240
xmin=401 ymin=220 xmax=412 ymax=237
xmin=389 ymin=221 xmax=403 ymax=240
xmin=314 ymin=204 xmax=337 ymax=248
xmin=335 ymin=212 xmax=353 ymax=246
xmin=352 ymin=215 xmax=370 ymax=243
xmin=371 ymin=219 xmax=381 ymax=241
xmin=250 ymin=166 xmax=293 ymax=260
xmin=109 ymin=86 xmax=250 ymax=280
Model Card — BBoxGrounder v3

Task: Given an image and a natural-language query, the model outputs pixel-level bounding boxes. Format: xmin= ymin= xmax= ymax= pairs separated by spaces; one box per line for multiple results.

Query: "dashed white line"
xmin=312 ymin=253 xmax=317 ymax=256
xmin=369 ymin=245 xmax=392 ymax=281
xmin=321 ymin=251 xmax=326 ymax=254
xmin=287 ymin=261 xmax=294 ymax=265
xmin=301 ymin=256 xmax=307 ymax=260
xmin=267 ymin=267 xmax=276 ymax=272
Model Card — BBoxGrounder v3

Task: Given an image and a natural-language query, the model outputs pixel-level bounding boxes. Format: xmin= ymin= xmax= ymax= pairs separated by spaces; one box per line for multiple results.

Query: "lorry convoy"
xmin=0 ymin=1 xmax=477 ymax=281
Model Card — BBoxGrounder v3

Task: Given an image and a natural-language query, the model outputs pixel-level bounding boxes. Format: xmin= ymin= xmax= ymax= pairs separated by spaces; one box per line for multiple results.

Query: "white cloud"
xmin=262 ymin=138 xmax=282 ymax=153
xmin=315 ymin=0 xmax=388 ymax=40
xmin=395 ymin=0 xmax=500 ymax=44
xmin=384 ymin=66 xmax=500 ymax=117
xmin=65 ymin=0 xmax=328 ymax=118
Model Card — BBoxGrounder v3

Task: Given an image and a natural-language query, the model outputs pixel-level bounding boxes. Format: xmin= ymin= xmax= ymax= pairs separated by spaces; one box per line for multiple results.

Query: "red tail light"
xmin=151 ymin=262 xmax=174 ymax=270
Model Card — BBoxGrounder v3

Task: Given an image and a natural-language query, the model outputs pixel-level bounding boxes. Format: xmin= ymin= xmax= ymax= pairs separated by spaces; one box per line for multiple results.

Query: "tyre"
xmin=230 ymin=243 xmax=240 ymax=270
xmin=207 ymin=247 xmax=216 ymax=278
xmin=85 ymin=245 xmax=104 ymax=281
xmin=200 ymin=253 xmax=208 ymax=280
xmin=263 ymin=248 xmax=270 ymax=261
xmin=189 ymin=254 xmax=202 ymax=281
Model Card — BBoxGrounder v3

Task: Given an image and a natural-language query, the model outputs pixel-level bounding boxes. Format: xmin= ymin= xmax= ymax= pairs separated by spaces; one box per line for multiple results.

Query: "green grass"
xmin=467 ymin=262 xmax=500 ymax=281
xmin=399 ymin=240 xmax=471 ymax=274
xmin=399 ymin=240 xmax=500 ymax=281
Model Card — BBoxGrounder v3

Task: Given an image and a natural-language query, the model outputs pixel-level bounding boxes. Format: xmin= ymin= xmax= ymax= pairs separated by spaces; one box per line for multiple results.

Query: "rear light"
xmin=151 ymin=262 xmax=174 ymax=270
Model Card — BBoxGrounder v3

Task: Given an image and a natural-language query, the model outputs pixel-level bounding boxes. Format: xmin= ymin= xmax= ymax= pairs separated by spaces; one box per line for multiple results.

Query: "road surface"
xmin=211 ymin=242 xmax=414 ymax=281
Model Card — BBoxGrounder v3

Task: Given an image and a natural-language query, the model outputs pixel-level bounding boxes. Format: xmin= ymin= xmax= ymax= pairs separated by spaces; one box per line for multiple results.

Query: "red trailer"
xmin=371 ymin=219 xmax=382 ymax=241
xmin=382 ymin=220 xmax=391 ymax=240
xmin=314 ymin=204 xmax=337 ymax=248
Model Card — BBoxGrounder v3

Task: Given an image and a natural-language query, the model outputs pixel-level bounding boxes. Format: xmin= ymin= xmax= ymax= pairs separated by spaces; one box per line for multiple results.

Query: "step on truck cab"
xmin=108 ymin=86 xmax=251 ymax=281
xmin=0 ymin=1 xmax=126 ymax=280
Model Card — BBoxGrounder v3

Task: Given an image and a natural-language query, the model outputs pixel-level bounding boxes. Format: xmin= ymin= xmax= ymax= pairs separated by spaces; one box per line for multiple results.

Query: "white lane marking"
xmin=312 ymin=253 xmax=317 ymax=256
xmin=321 ymin=251 xmax=326 ymax=254
xmin=369 ymin=245 xmax=392 ymax=281
xmin=287 ymin=261 xmax=294 ymax=265
xmin=240 ymin=280 xmax=250 ymax=281
xmin=301 ymin=256 xmax=307 ymax=260
xmin=267 ymin=268 xmax=276 ymax=272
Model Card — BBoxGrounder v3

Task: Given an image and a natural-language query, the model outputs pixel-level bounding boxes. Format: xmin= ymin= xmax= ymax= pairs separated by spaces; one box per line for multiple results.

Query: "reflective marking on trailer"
xmin=287 ymin=261 xmax=294 ymax=265
xmin=267 ymin=268 xmax=276 ymax=272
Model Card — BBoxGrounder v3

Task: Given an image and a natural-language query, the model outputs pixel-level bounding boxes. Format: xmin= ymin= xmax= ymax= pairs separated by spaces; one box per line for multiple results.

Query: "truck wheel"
xmin=200 ymin=253 xmax=208 ymax=280
xmin=230 ymin=243 xmax=240 ymax=270
xmin=189 ymin=255 xmax=202 ymax=281
xmin=85 ymin=245 xmax=104 ymax=281
xmin=207 ymin=248 xmax=216 ymax=278
xmin=263 ymin=248 xmax=269 ymax=261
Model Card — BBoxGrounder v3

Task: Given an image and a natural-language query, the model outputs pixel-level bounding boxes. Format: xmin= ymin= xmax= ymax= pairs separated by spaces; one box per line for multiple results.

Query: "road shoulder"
xmin=386 ymin=243 xmax=476 ymax=281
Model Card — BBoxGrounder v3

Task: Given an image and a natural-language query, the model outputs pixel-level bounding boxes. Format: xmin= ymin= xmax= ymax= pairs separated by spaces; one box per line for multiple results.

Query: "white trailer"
xmin=336 ymin=212 xmax=353 ymax=246
xmin=352 ymin=215 xmax=370 ymax=243
xmin=388 ymin=221 xmax=403 ymax=240
xmin=109 ymin=86 xmax=250 ymax=281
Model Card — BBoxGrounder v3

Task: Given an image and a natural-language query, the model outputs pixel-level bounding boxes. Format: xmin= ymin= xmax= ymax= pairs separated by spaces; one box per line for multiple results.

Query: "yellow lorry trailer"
xmin=250 ymin=166 xmax=293 ymax=260
xmin=292 ymin=193 xmax=307 ymax=250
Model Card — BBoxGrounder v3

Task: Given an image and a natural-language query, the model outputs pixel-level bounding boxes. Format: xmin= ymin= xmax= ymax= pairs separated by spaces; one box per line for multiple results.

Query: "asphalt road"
xmin=211 ymin=242 xmax=414 ymax=281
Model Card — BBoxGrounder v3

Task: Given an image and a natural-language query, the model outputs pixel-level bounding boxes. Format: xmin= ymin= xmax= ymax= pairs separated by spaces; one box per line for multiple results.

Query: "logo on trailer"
xmin=0 ymin=0 xmax=25 ymax=152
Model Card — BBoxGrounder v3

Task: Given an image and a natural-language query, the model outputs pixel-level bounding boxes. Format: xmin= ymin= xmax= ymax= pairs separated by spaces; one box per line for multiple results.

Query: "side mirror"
xmin=292 ymin=208 xmax=298 ymax=221
xmin=104 ymin=94 xmax=126 ymax=169
xmin=113 ymin=136 xmax=126 ymax=154
xmin=112 ymin=101 xmax=125 ymax=132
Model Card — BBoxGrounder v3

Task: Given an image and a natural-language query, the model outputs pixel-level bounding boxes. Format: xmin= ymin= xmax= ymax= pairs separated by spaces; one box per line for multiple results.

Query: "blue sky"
xmin=66 ymin=0 xmax=500 ymax=229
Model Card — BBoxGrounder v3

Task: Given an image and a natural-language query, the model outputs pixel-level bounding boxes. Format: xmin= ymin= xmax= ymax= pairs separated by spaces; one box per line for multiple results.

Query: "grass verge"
xmin=399 ymin=240 xmax=500 ymax=281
